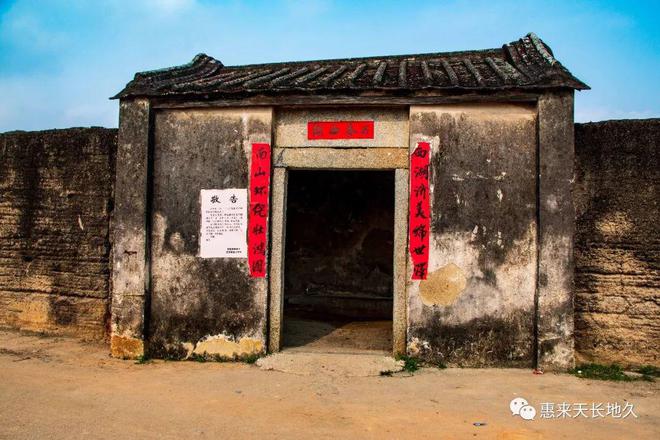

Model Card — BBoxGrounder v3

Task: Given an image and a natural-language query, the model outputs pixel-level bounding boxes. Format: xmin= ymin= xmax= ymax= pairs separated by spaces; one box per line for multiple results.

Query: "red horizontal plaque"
xmin=307 ymin=121 xmax=374 ymax=140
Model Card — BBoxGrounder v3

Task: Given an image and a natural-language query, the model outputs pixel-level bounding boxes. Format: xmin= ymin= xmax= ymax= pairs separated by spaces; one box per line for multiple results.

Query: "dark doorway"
xmin=283 ymin=170 xmax=394 ymax=352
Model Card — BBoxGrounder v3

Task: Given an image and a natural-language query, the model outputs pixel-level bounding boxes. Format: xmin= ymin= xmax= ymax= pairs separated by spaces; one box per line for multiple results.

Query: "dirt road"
xmin=0 ymin=330 xmax=657 ymax=439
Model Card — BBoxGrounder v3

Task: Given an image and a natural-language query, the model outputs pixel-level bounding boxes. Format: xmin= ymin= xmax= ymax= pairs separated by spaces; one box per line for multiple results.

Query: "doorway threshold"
xmin=256 ymin=350 xmax=403 ymax=377
xmin=282 ymin=317 xmax=393 ymax=353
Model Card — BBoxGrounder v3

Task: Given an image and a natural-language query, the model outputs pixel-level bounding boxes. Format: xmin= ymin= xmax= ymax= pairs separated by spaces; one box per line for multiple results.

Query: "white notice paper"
xmin=199 ymin=189 xmax=247 ymax=258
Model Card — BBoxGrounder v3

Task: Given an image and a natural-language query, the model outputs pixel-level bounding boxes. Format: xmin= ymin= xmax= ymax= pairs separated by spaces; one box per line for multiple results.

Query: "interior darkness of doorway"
xmin=283 ymin=170 xmax=394 ymax=351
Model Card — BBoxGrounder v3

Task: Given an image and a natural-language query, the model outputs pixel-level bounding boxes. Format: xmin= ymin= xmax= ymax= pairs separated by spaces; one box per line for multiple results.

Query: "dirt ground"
xmin=0 ymin=330 xmax=658 ymax=440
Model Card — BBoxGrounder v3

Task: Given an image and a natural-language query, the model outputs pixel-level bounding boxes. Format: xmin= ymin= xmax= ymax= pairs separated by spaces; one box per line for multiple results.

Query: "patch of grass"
xmin=211 ymin=354 xmax=227 ymax=363
xmin=436 ymin=361 xmax=447 ymax=370
xmin=396 ymin=354 xmax=420 ymax=373
xmin=243 ymin=353 xmax=260 ymax=364
xmin=134 ymin=354 xmax=151 ymax=365
xmin=571 ymin=363 xmax=655 ymax=382
xmin=188 ymin=353 xmax=207 ymax=363
xmin=637 ymin=365 xmax=659 ymax=379
xmin=187 ymin=352 xmax=261 ymax=364
xmin=572 ymin=363 xmax=631 ymax=381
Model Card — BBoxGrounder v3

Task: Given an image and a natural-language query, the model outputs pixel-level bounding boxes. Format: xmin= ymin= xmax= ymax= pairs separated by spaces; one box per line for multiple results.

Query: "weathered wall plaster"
xmin=110 ymin=99 xmax=150 ymax=358
xmin=419 ymin=264 xmax=468 ymax=306
xmin=537 ymin=92 xmax=576 ymax=370
xmin=407 ymin=103 xmax=538 ymax=367
xmin=147 ymin=107 xmax=272 ymax=359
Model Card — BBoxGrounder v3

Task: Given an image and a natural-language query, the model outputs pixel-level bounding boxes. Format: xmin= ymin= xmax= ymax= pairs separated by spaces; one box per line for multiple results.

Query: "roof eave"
xmin=113 ymin=84 xmax=587 ymax=102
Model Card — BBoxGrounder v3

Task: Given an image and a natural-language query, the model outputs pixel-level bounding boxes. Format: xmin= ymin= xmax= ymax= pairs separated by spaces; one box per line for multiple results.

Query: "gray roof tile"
xmin=114 ymin=33 xmax=588 ymax=99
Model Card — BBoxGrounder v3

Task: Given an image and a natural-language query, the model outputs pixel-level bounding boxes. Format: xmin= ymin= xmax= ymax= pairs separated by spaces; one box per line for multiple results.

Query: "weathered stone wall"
xmin=574 ymin=119 xmax=659 ymax=367
xmin=407 ymin=104 xmax=539 ymax=367
xmin=0 ymin=128 xmax=117 ymax=340
xmin=147 ymin=108 xmax=272 ymax=359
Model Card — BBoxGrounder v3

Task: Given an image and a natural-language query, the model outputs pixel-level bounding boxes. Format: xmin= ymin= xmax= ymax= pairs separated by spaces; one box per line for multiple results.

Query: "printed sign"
xmin=409 ymin=142 xmax=431 ymax=280
xmin=307 ymin=121 xmax=374 ymax=140
xmin=248 ymin=143 xmax=271 ymax=277
xmin=199 ymin=189 xmax=247 ymax=258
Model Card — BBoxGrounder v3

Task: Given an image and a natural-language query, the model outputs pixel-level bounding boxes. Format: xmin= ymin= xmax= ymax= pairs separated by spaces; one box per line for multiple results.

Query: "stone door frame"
xmin=267 ymin=147 xmax=410 ymax=355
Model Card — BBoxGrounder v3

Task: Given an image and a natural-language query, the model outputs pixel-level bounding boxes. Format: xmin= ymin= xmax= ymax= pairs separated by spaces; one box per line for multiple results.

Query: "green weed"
xmin=188 ymin=353 xmax=207 ymax=363
xmin=571 ymin=363 xmax=656 ymax=382
xmin=134 ymin=354 xmax=151 ymax=364
xmin=396 ymin=354 xmax=420 ymax=373
xmin=243 ymin=353 xmax=260 ymax=364
xmin=637 ymin=365 xmax=659 ymax=379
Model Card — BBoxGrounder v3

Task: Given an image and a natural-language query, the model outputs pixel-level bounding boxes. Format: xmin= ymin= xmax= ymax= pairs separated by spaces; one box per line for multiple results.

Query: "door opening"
xmin=282 ymin=170 xmax=395 ymax=353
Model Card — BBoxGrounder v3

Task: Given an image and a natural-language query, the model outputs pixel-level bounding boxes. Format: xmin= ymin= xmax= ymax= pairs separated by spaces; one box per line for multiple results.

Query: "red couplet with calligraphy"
xmin=307 ymin=121 xmax=374 ymax=140
xmin=248 ymin=143 xmax=271 ymax=277
xmin=409 ymin=142 xmax=431 ymax=280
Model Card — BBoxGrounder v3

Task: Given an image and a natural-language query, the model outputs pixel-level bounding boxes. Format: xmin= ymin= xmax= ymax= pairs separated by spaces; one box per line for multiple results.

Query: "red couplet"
xmin=409 ymin=142 xmax=431 ymax=280
xmin=307 ymin=121 xmax=374 ymax=140
xmin=248 ymin=143 xmax=271 ymax=277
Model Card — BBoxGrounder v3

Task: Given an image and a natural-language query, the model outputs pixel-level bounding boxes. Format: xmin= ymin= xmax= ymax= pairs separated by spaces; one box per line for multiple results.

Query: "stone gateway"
xmin=109 ymin=33 xmax=588 ymax=370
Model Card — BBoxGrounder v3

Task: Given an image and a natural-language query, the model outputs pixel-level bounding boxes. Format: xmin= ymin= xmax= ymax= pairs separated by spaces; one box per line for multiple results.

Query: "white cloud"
xmin=0 ymin=7 xmax=69 ymax=52
xmin=143 ymin=0 xmax=196 ymax=14
xmin=283 ymin=0 xmax=331 ymax=18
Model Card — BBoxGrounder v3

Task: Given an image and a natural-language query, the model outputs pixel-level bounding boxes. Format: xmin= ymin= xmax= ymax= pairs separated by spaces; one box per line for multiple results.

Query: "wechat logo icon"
xmin=510 ymin=397 xmax=536 ymax=421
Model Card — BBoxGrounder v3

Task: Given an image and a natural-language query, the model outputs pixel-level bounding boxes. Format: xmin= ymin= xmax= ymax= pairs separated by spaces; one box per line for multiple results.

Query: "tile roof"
xmin=114 ymin=33 xmax=588 ymax=100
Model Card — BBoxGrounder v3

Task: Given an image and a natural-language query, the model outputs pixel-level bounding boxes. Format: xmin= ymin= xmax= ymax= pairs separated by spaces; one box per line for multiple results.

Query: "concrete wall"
xmin=147 ymin=108 xmax=272 ymax=359
xmin=0 ymin=128 xmax=117 ymax=340
xmin=407 ymin=104 xmax=539 ymax=367
xmin=574 ymin=119 xmax=659 ymax=367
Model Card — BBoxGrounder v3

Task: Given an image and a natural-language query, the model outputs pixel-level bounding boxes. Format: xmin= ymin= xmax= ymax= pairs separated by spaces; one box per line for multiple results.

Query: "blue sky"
xmin=1 ymin=0 xmax=658 ymax=131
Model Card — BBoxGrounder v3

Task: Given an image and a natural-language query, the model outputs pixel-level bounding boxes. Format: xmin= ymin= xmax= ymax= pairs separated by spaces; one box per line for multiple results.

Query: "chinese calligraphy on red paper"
xmin=307 ymin=121 xmax=374 ymax=140
xmin=248 ymin=143 xmax=271 ymax=277
xmin=409 ymin=142 xmax=431 ymax=280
